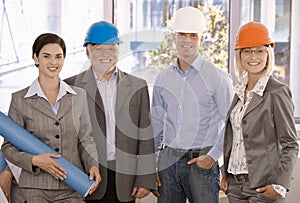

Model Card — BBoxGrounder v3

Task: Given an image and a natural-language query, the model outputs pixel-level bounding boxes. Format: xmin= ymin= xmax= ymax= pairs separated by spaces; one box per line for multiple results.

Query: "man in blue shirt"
xmin=151 ymin=6 xmax=234 ymax=203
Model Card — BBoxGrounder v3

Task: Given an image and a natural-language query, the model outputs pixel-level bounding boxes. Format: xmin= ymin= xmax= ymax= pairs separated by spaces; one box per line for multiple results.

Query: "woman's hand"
xmin=88 ymin=166 xmax=101 ymax=195
xmin=256 ymin=185 xmax=281 ymax=199
xmin=220 ymin=177 xmax=228 ymax=192
xmin=32 ymin=153 xmax=66 ymax=180
xmin=0 ymin=169 xmax=13 ymax=201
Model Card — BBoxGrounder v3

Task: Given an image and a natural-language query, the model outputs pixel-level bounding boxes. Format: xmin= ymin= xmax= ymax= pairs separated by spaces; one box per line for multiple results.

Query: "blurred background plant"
xmin=149 ymin=0 xmax=229 ymax=72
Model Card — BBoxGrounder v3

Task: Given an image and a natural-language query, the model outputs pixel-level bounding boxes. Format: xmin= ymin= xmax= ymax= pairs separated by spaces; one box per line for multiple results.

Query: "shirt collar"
xmin=172 ymin=54 xmax=203 ymax=75
xmin=191 ymin=54 xmax=204 ymax=72
xmin=234 ymin=74 xmax=270 ymax=99
xmin=24 ymin=78 xmax=77 ymax=99
xmin=93 ymin=67 xmax=118 ymax=83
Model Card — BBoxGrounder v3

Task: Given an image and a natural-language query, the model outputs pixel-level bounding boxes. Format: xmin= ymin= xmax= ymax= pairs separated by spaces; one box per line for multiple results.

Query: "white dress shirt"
xmin=94 ymin=70 xmax=118 ymax=161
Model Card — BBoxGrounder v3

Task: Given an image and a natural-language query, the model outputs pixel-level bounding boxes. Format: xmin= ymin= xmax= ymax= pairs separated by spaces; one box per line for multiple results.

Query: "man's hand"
xmin=132 ymin=187 xmax=150 ymax=199
xmin=256 ymin=185 xmax=280 ymax=199
xmin=32 ymin=153 xmax=66 ymax=180
xmin=151 ymin=169 xmax=161 ymax=197
xmin=187 ymin=155 xmax=215 ymax=169
xmin=88 ymin=166 xmax=101 ymax=195
xmin=0 ymin=169 xmax=13 ymax=201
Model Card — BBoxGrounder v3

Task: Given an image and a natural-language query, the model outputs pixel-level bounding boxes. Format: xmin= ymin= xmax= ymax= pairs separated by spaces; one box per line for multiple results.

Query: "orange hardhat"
xmin=235 ymin=21 xmax=274 ymax=49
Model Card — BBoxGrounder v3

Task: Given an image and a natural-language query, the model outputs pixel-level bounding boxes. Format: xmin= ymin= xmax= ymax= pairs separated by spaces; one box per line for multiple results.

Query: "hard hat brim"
xmin=83 ymin=39 xmax=123 ymax=47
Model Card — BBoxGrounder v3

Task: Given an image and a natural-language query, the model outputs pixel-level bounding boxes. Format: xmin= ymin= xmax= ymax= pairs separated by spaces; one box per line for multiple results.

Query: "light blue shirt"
xmin=151 ymin=54 xmax=234 ymax=161
xmin=94 ymin=69 xmax=118 ymax=161
xmin=24 ymin=78 xmax=77 ymax=115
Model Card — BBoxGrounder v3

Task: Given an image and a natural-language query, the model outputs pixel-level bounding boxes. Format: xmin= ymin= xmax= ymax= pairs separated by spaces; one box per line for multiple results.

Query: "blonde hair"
xmin=234 ymin=45 xmax=274 ymax=81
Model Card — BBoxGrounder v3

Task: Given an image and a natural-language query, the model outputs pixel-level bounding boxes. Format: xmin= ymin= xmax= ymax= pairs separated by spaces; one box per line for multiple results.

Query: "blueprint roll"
xmin=0 ymin=150 xmax=7 ymax=173
xmin=0 ymin=111 xmax=94 ymax=197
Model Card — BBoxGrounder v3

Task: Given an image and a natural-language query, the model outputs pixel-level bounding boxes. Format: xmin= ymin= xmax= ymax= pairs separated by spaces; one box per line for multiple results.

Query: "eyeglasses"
xmin=241 ymin=48 xmax=268 ymax=56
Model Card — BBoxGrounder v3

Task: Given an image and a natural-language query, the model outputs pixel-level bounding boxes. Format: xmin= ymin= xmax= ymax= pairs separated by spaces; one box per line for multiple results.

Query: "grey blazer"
xmin=223 ymin=76 xmax=299 ymax=190
xmin=65 ymin=68 xmax=156 ymax=201
xmin=2 ymin=86 xmax=98 ymax=190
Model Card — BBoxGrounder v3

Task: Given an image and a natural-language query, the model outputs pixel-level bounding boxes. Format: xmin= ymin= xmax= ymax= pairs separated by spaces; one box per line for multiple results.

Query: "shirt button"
xmin=55 ymin=135 xmax=60 ymax=139
xmin=247 ymin=160 xmax=252 ymax=164
xmin=242 ymin=120 xmax=247 ymax=124
xmin=55 ymin=121 xmax=59 ymax=126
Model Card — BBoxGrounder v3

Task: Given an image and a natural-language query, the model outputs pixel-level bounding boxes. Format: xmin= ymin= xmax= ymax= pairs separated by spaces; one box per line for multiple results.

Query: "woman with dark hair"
xmin=1 ymin=33 xmax=101 ymax=202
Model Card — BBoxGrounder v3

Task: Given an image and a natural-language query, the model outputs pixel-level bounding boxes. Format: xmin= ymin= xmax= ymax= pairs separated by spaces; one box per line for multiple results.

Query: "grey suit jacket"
xmin=223 ymin=76 xmax=299 ymax=190
xmin=65 ymin=68 xmax=156 ymax=201
xmin=2 ymin=85 xmax=98 ymax=190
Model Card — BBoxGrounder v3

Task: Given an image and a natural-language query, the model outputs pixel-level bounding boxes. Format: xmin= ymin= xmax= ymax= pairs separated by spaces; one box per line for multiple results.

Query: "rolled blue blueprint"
xmin=0 ymin=150 xmax=7 ymax=173
xmin=0 ymin=111 xmax=94 ymax=197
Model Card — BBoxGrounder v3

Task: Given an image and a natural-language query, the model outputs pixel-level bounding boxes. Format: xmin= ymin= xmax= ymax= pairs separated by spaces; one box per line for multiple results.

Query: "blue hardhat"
xmin=83 ymin=21 xmax=122 ymax=46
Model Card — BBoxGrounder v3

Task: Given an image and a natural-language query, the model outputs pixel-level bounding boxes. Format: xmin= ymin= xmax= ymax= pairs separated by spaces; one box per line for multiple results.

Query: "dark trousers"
xmin=226 ymin=174 xmax=284 ymax=203
xmin=85 ymin=166 xmax=135 ymax=203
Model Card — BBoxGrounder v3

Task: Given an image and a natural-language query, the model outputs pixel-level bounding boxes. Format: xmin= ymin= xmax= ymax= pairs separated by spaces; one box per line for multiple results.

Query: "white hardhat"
xmin=168 ymin=6 xmax=206 ymax=34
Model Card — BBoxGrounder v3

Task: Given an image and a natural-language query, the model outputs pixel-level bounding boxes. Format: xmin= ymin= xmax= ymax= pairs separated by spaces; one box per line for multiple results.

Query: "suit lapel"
xmin=73 ymin=69 xmax=107 ymax=142
xmin=57 ymin=94 xmax=72 ymax=119
xmin=81 ymin=69 xmax=105 ymax=112
xmin=227 ymin=95 xmax=239 ymax=118
xmin=116 ymin=70 xmax=131 ymax=116
xmin=243 ymin=94 xmax=264 ymax=118
xmin=30 ymin=96 xmax=57 ymax=120
xmin=229 ymin=92 xmax=264 ymax=120
xmin=243 ymin=76 xmax=275 ymax=118
xmin=30 ymin=94 xmax=73 ymax=120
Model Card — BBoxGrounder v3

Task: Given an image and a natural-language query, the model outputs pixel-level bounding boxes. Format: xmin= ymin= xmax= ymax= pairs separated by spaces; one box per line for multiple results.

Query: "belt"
xmin=163 ymin=145 xmax=212 ymax=159
xmin=229 ymin=173 xmax=249 ymax=184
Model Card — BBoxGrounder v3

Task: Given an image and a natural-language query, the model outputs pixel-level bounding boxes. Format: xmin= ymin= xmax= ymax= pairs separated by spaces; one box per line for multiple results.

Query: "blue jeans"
xmin=157 ymin=147 xmax=220 ymax=203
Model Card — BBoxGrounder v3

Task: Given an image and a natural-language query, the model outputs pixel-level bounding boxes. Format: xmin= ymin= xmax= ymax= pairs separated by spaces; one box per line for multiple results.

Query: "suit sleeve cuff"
xmin=272 ymin=184 xmax=286 ymax=198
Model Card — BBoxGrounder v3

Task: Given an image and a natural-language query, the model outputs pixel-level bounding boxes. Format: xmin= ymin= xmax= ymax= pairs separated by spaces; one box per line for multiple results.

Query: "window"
xmin=0 ymin=0 xmax=104 ymax=113
xmin=231 ymin=0 xmax=300 ymax=122
xmin=1 ymin=0 xmax=298 ymax=121
xmin=114 ymin=0 xmax=230 ymax=87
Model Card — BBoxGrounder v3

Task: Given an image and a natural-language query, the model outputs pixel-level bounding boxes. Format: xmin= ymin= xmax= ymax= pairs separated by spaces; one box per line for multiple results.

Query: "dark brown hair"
xmin=32 ymin=33 xmax=66 ymax=59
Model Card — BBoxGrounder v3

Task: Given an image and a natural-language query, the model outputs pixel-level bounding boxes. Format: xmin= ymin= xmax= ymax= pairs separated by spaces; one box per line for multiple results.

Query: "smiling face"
xmin=174 ymin=32 xmax=201 ymax=64
xmin=33 ymin=43 xmax=64 ymax=80
xmin=86 ymin=44 xmax=119 ymax=79
xmin=240 ymin=46 xmax=268 ymax=77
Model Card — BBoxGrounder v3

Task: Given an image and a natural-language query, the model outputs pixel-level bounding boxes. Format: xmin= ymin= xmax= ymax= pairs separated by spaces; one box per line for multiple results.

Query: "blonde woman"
xmin=221 ymin=22 xmax=298 ymax=203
